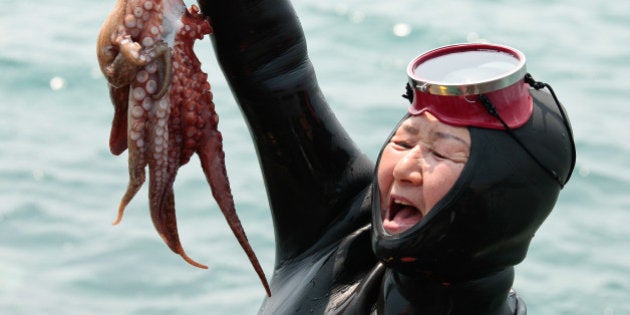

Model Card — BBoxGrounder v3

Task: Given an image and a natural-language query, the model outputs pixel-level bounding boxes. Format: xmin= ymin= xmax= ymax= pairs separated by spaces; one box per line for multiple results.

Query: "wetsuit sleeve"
xmin=198 ymin=0 xmax=374 ymax=265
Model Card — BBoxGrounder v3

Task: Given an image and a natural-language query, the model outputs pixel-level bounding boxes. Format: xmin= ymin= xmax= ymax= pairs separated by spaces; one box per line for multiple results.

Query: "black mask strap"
xmin=523 ymin=73 xmax=576 ymax=184
xmin=479 ymin=73 xmax=576 ymax=187
xmin=402 ymin=83 xmax=414 ymax=103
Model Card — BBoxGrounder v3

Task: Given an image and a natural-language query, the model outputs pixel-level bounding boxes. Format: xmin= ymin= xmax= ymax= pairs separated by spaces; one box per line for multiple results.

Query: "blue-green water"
xmin=1 ymin=0 xmax=629 ymax=314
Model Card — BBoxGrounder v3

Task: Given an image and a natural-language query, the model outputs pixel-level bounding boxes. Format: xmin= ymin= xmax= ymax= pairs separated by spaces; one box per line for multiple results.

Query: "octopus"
xmin=96 ymin=0 xmax=271 ymax=296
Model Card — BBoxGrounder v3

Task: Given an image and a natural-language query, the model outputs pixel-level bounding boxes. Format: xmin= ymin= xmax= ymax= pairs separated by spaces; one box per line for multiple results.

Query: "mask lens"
xmin=413 ymin=50 xmax=520 ymax=86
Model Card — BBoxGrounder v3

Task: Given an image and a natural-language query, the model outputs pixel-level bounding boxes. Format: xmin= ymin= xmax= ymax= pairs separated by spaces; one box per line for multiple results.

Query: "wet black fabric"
xmin=199 ymin=0 xmax=573 ymax=313
xmin=198 ymin=0 xmax=374 ymax=268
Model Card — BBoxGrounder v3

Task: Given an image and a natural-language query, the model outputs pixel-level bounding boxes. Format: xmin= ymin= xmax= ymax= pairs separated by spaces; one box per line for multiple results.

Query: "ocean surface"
xmin=1 ymin=0 xmax=629 ymax=314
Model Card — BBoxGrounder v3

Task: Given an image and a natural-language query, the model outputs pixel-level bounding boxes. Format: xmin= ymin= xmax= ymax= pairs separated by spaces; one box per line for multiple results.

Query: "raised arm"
xmin=198 ymin=0 xmax=374 ymax=266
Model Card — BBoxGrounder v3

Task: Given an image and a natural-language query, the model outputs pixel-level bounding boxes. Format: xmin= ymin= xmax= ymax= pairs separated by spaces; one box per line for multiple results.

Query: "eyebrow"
xmin=401 ymin=123 xmax=470 ymax=147
xmin=402 ymin=124 xmax=419 ymax=135
xmin=434 ymin=131 xmax=470 ymax=147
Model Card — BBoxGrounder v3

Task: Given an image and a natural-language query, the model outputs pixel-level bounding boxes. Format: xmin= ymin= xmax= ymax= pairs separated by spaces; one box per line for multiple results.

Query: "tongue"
xmin=383 ymin=205 xmax=424 ymax=234
xmin=393 ymin=206 xmax=423 ymax=226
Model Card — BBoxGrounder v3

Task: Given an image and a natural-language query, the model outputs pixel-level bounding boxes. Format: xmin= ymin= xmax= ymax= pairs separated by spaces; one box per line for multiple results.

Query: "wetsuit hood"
xmin=371 ymin=88 xmax=576 ymax=281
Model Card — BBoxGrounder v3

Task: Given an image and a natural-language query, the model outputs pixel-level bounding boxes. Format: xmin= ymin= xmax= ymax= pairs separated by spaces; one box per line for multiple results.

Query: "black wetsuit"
xmin=199 ymin=0 xmax=575 ymax=314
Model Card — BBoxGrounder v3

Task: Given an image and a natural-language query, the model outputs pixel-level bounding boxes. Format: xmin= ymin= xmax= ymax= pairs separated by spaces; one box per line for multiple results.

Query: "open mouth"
xmin=382 ymin=198 xmax=424 ymax=234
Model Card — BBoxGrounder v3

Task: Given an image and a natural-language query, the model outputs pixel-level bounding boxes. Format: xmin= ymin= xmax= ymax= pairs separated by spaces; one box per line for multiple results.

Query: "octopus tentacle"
xmin=106 ymin=36 xmax=145 ymax=87
xmin=112 ymin=81 xmax=151 ymax=225
xmin=197 ymin=117 xmax=272 ymax=297
xmin=150 ymin=182 xmax=208 ymax=269
xmin=150 ymin=41 xmax=172 ymax=100
xmin=111 ymin=0 xmax=166 ymax=225
xmin=108 ymin=85 xmax=130 ymax=155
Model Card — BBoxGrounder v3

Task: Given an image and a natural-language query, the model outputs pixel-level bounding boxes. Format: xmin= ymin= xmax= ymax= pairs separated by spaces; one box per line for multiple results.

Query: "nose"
xmin=392 ymin=147 xmax=423 ymax=185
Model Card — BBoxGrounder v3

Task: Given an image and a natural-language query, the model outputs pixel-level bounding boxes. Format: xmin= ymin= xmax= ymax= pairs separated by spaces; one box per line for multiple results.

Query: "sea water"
xmin=1 ymin=0 xmax=629 ymax=314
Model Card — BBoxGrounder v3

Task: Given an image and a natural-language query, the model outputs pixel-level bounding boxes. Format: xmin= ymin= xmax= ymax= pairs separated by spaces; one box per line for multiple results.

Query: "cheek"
xmin=377 ymin=149 xmax=397 ymax=209
xmin=424 ymin=163 xmax=464 ymax=207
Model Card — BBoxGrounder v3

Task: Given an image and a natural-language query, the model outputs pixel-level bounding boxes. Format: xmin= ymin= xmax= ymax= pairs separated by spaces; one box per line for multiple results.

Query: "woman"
xmin=198 ymin=0 xmax=576 ymax=313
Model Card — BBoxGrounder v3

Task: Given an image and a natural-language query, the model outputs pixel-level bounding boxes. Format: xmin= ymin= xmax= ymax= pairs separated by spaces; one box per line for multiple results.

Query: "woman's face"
xmin=378 ymin=112 xmax=471 ymax=234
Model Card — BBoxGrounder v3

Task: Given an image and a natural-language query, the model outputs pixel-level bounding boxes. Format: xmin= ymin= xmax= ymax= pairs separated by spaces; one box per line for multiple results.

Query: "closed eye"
xmin=430 ymin=149 xmax=447 ymax=159
xmin=392 ymin=140 xmax=413 ymax=149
